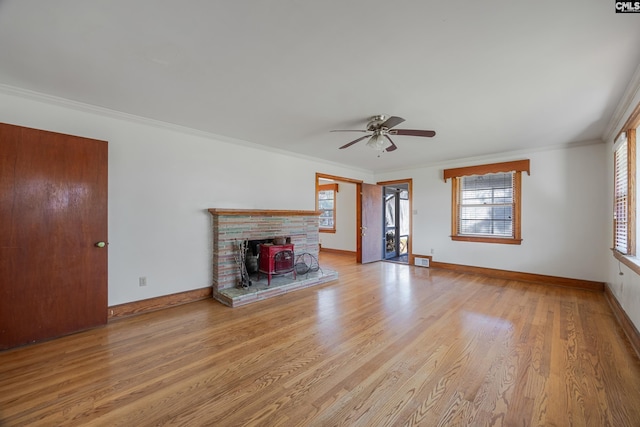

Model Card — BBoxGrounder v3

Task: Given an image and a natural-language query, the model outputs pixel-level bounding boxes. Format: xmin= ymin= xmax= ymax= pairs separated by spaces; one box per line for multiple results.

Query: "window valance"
xmin=443 ymin=159 xmax=530 ymax=182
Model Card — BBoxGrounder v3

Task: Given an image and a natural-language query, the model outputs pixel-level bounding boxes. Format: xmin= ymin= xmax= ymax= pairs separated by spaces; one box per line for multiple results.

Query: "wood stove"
xmin=258 ymin=243 xmax=296 ymax=286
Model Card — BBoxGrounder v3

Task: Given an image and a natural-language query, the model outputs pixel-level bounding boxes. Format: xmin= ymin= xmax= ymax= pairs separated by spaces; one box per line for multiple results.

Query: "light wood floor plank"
xmin=1 ymin=253 xmax=639 ymax=426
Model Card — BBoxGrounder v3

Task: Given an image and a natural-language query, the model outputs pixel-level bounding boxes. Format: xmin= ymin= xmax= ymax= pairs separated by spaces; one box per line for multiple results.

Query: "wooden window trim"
xmin=443 ymin=159 xmax=530 ymax=182
xmin=629 ymin=129 xmax=637 ymax=256
xmin=451 ymin=236 xmax=522 ymax=245
xmin=627 ymin=128 xmax=637 ymax=255
xmin=446 ymin=161 xmax=526 ymax=245
xmin=319 ymin=183 xmax=339 ymax=192
xmin=613 ymin=248 xmax=640 ymax=276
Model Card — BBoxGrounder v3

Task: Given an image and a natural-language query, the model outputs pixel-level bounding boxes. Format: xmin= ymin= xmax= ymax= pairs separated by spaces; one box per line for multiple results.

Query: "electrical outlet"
xmin=430 ymin=248 xmax=435 ymax=254
xmin=139 ymin=276 xmax=147 ymax=287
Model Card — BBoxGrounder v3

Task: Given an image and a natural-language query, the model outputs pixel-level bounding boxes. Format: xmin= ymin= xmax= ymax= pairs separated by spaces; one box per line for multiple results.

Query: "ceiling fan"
xmin=331 ymin=115 xmax=436 ymax=153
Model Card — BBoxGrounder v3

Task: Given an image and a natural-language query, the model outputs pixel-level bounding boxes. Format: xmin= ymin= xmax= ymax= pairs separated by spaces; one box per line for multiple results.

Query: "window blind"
xmin=318 ymin=189 xmax=335 ymax=229
xmin=614 ymin=136 xmax=628 ymax=254
xmin=458 ymin=172 xmax=514 ymax=237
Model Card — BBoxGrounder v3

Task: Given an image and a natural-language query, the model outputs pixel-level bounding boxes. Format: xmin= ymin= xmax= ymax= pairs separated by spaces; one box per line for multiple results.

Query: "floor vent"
xmin=414 ymin=257 xmax=430 ymax=267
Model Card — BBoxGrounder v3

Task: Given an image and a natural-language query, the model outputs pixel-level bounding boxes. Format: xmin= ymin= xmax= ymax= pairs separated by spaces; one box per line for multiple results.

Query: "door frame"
xmin=377 ymin=178 xmax=414 ymax=265
xmin=315 ymin=173 xmax=364 ymax=262
xmin=315 ymin=174 xmax=414 ymax=265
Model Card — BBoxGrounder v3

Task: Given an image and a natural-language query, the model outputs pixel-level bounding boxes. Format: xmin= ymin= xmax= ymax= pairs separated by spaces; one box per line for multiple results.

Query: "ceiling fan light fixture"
xmin=366 ymin=133 xmax=386 ymax=151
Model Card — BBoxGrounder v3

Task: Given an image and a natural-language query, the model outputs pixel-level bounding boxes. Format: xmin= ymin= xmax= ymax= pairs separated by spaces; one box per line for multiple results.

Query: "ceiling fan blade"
xmin=390 ymin=129 xmax=436 ymax=137
xmin=380 ymin=116 xmax=405 ymax=129
xmin=339 ymin=134 xmax=371 ymax=149
xmin=384 ymin=135 xmax=397 ymax=152
xmin=330 ymin=129 xmax=368 ymax=133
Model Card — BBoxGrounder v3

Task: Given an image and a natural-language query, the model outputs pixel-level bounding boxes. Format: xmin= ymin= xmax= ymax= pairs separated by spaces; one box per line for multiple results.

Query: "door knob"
xmin=95 ymin=241 xmax=107 ymax=248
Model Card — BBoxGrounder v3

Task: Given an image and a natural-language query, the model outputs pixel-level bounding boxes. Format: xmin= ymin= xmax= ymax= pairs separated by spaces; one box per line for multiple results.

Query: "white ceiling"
xmin=1 ymin=0 xmax=639 ymax=172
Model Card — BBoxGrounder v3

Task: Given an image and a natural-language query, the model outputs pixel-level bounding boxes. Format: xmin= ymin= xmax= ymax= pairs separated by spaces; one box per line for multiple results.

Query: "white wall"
xmin=319 ymin=181 xmax=357 ymax=252
xmin=376 ymin=142 xmax=609 ymax=282
xmin=4 ymin=82 xmax=637 ymax=335
xmin=0 ymin=89 xmax=374 ymax=305
xmin=604 ymin=80 xmax=640 ymax=331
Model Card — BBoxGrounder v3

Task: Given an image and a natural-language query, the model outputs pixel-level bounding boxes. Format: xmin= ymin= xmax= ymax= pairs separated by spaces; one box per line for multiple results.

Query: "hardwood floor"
xmin=1 ymin=253 xmax=640 ymax=426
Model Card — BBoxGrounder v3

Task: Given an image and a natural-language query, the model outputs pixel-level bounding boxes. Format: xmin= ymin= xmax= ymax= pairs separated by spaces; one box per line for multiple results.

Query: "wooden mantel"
xmin=208 ymin=208 xmax=320 ymax=217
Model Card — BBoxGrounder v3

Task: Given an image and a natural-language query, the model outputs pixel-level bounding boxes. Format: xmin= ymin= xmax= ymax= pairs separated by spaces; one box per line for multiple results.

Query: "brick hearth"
xmin=208 ymin=209 xmax=336 ymax=306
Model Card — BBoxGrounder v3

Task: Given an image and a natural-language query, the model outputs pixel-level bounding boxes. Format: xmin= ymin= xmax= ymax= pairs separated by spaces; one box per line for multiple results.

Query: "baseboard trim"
xmin=429 ymin=261 xmax=604 ymax=292
xmin=604 ymin=284 xmax=640 ymax=359
xmin=319 ymin=247 xmax=357 ymax=256
xmin=108 ymin=287 xmax=213 ymax=320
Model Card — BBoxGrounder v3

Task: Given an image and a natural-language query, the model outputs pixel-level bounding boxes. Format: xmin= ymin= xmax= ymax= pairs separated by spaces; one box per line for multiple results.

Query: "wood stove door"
xmin=360 ymin=183 xmax=383 ymax=264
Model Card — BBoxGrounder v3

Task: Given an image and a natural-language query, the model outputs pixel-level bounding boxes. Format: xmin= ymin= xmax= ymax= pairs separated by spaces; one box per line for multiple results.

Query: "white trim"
xmin=377 ymin=140 xmax=602 ymax=174
xmin=0 ymin=84 xmax=374 ymax=175
xmin=604 ymin=62 xmax=640 ymax=142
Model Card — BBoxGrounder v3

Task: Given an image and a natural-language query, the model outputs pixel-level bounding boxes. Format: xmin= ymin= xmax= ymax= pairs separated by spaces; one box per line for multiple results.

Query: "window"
xmin=614 ymin=133 xmax=633 ymax=254
xmin=444 ymin=160 xmax=530 ymax=245
xmin=611 ymin=100 xmax=639 ymax=273
xmin=612 ymin=103 xmax=638 ymax=256
xmin=459 ymin=173 xmax=514 ymax=237
xmin=318 ymin=183 xmax=337 ymax=233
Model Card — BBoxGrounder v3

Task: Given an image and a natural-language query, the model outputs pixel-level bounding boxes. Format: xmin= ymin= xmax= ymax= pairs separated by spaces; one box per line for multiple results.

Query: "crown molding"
xmin=603 ymin=62 xmax=640 ymax=143
xmin=375 ymin=139 xmax=603 ymax=175
xmin=0 ymin=84 xmax=374 ymax=176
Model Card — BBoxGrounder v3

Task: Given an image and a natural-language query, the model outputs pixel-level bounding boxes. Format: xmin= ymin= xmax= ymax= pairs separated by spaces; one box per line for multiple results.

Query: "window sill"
xmin=319 ymin=229 xmax=336 ymax=234
xmin=612 ymin=249 xmax=640 ymax=276
xmin=451 ymin=235 xmax=522 ymax=245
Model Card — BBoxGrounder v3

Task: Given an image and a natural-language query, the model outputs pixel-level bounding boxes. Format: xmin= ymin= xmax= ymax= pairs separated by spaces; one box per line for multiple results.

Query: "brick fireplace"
xmin=208 ymin=209 xmax=333 ymax=306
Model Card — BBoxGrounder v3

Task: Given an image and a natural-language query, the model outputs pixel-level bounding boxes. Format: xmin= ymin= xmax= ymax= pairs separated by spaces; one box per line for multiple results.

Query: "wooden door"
xmin=360 ymin=183 xmax=383 ymax=263
xmin=0 ymin=123 xmax=108 ymax=350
